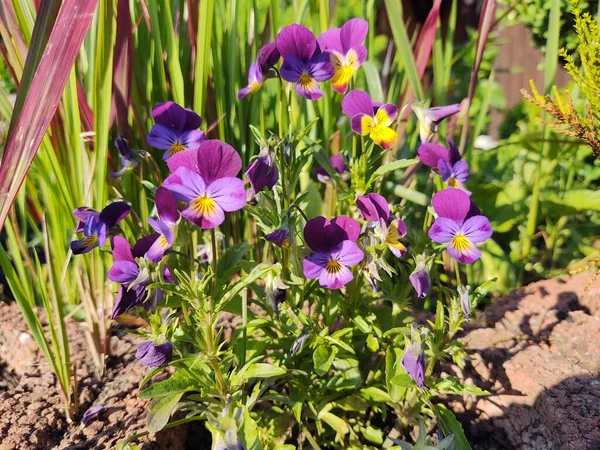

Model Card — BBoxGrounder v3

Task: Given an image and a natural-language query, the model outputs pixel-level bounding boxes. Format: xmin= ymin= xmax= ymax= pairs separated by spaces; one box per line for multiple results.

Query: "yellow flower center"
xmin=451 ymin=234 xmax=471 ymax=252
xmin=447 ymin=176 xmax=459 ymax=188
xmin=170 ymin=142 xmax=186 ymax=154
xmin=299 ymin=74 xmax=315 ymax=88
xmin=326 ymin=259 xmax=343 ymax=274
xmin=190 ymin=194 xmax=217 ymax=215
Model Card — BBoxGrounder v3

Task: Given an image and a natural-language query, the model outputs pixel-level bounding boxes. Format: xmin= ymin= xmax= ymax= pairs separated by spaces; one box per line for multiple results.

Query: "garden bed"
xmin=1 ymin=273 xmax=599 ymax=449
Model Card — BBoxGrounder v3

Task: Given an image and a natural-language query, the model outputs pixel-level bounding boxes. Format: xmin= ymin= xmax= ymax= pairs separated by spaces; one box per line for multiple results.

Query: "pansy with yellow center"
xmin=276 ymin=24 xmax=334 ymax=100
xmin=302 ymin=216 xmax=364 ymax=290
xmin=418 ymin=139 xmax=470 ymax=192
xmin=428 ymin=189 xmax=492 ymax=264
xmin=163 ymin=140 xmax=246 ymax=230
xmin=317 ymin=18 xmax=368 ymax=94
xmin=145 ymin=187 xmax=180 ymax=263
xmin=147 ymin=101 xmax=205 ymax=161
xmin=342 ymin=90 xmax=398 ymax=150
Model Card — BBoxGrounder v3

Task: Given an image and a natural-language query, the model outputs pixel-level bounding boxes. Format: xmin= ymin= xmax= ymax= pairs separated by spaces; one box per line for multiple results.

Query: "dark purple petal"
xmin=111 ymin=284 xmax=147 ymax=318
xmin=99 ymin=201 xmax=131 ymax=230
xmin=356 ymin=193 xmax=390 ymax=223
xmin=280 ymin=55 xmax=304 ymax=83
xmin=245 ymin=154 xmax=279 ymax=193
xmin=331 ymin=216 xmax=360 ymax=242
xmin=447 ymin=138 xmax=461 ymax=165
xmin=409 ymin=264 xmax=430 ymax=298
xmin=257 ymin=42 xmax=280 ymax=70
xmin=72 ymin=207 xmax=98 ymax=233
xmin=152 ymin=101 xmax=201 ymax=132
xmin=437 ymin=159 xmax=453 ymax=181
xmin=330 ymin=154 xmax=349 ymax=174
xmin=303 ymin=217 xmax=338 ymax=252
xmin=461 ymin=215 xmax=492 ymax=243
xmin=265 ymin=228 xmax=289 ymax=247
xmin=136 ymin=340 xmax=173 ymax=368
xmin=81 ymin=405 xmax=105 ymax=425
xmin=147 ymin=124 xmax=179 ymax=150
xmin=133 ymin=234 xmax=160 ymax=258
xmin=155 ymin=187 xmax=180 ymax=224
xmin=115 ymin=135 xmax=133 ymax=159
xmin=340 ymin=18 xmax=368 ymax=53
xmin=341 ymin=90 xmax=374 ymax=118
xmin=417 ymin=143 xmax=449 ymax=168
xmin=197 ymin=140 xmax=243 ymax=183
xmin=431 ymin=188 xmax=471 ymax=223
xmin=275 ymin=24 xmax=317 ymax=60
xmin=317 ymin=27 xmax=342 ymax=53
xmin=401 ymin=344 xmax=425 ymax=388
xmin=71 ymin=236 xmax=98 ymax=254
xmin=307 ymin=52 xmax=334 ymax=81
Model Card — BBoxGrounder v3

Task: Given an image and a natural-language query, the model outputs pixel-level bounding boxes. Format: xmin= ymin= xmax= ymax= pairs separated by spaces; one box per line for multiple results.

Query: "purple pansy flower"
xmin=245 ymin=147 xmax=279 ymax=195
xmin=276 ymin=24 xmax=334 ymax=100
xmin=111 ymin=136 xmax=147 ymax=178
xmin=412 ymin=101 xmax=461 ymax=143
xmin=409 ymin=257 xmax=430 ymax=298
xmin=146 ymin=101 xmax=205 ymax=160
xmin=71 ymin=202 xmax=130 ymax=254
xmin=317 ymin=18 xmax=368 ymax=94
xmin=428 ymin=189 xmax=492 ymax=264
xmin=313 ymin=154 xmax=349 ymax=183
xmin=136 ymin=340 xmax=173 ymax=368
xmin=356 ymin=193 xmax=407 ymax=258
xmin=238 ymin=43 xmax=280 ymax=99
xmin=146 ymin=187 xmax=180 ymax=263
xmin=418 ymin=139 xmax=469 ymax=191
xmin=341 ymin=90 xmax=398 ymax=149
xmin=109 ymin=235 xmax=170 ymax=318
xmin=302 ymin=216 xmax=364 ymax=289
xmin=81 ymin=405 xmax=105 ymax=425
xmin=163 ymin=140 xmax=246 ymax=229
xmin=401 ymin=341 xmax=425 ymax=388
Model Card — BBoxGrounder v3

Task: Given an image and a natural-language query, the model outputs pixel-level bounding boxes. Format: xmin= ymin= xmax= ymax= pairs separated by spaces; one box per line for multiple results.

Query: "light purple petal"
xmin=294 ymin=80 xmax=325 ymax=100
xmin=182 ymin=201 xmax=225 ymax=229
xmin=330 ymin=154 xmax=349 ymax=174
xmin=427 ymin=104 xmax=461 ymax=123
xmin=108 ymin=260 xmax=139 ymax=284
xmin=428 ymin=217 xmax=461 ymax=243
xmin=147 ymin=124 xmax=179 ymax=150
xmin=145 ymin=234 xmax=172 ymax=263
xmin=438 ymin=159 xmax=453 ymax=181
xmin=179 ymin=129 xmax=206 ymax=149
xmin=340 ymin=18 xmax=368 ymax=53
xmin=196 ymin=140 xmax=243 ymax=183
xmin=81 ymin=405 xmax=105 ymax=425
xmin=207 ymin=177 xmax=247 ymax=212
xmin=462 ymin=215 xmax=492 ymax=243
xmin=341 ymin=90 xmax=374 ymax=118
xmin=147 ymin=218 xmax=175 ymax=246
xmin=303 ymin=251 xmax=329 ymax=279
xmin=318 ymin=263 xmax=354 ymax=289
xmin=155 ymin=187 xmax=180 ymax=224
xmin=447 ymin=238 xmax=481 ymax=264
xmin=418 ymin=143 xmax=449 ymax=168
xmin=111 ymin=236 xmax=135 ymax=262
xmin=401 ymin=346 xmax=425 ymax=388
xmin=317 ymin=27 xmax=342 ymax=53
xmin=237 ymin=85 xmax=254 ymax=100
xmin=409 ymin=268 xmax=430 ymax=298
xmin=163 ymin=167 xmax=207 ymax=202
xmin=72 ymin=207 xmax=98 ymax=233
xmin=353 ymin=44 xmax=367 ymax=65
xmin=331 ymin=240 xmax=364 ymax=267
xmin=431 ymin=188 xmax=471 ymax=223
xmin=452 ymin=160 xmax=470 ymax=184
xmin=166 ymin=148 xmax=200 ymax=173
xmin=275 ymin=24 xmax=317 ymax=60
xmin=356 ymin=193 xmax=390 ymax=223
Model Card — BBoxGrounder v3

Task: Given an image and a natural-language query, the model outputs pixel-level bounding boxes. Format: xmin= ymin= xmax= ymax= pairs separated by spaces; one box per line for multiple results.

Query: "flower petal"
xmin=330 ymin=154 xmax=349 ymax=174
xmin=341 ymin=89 xmax=374 ymax=118
xmin=332 ymin=240 xmax=364 ymax=266
xmin=100 ymin=201 xmax=130 ymax=229
xmin=207 ymin=177 xmax=247 ymax=212
xmin=280 ymin=55 xmax=304 ymax=83
xmin=182 ymin=198 xmax=225 ymax=229
xmin=340 ymin=18 xmax=368 ymax=53
xmin=257 ymin=42 xmax=280 ymax=70
xmin=70 ymin=236 xmax=98 ymax=254
xmin=303 ymin=251 xmax=329 ymax=280
xmin=370 ymin=126 xmax=397 ymax=150
xmin=447 ymin=237 xmax=481 ymax=264
xmin=152 ymin=101 xmax=187 ymax=132
xmin=428 ymin=217 xmax=461 ymax=243
xmin=356 ymin=192 xmax=390 ymax=223
xmin=111 ymin=235 xmax=134 ymax=262
xmin=318 ymin=263 xmax=354 ymax=289
xmin=375 ymin=104 xmax=398 ymax=125
xmin=462 ymin=215 xmax=492 ymax=243
xmin=431 ymin=188 xmax=471 ymax=222
xmin=163 ymin=167 xmax=207 ymax=202
xmin=331 ymin=216 xmax=361 ymax=242
xmin=294 ymin=78 xmax=325 ymax=100
xmin=155 ymin=187 xmax=180 ymax=224
xmin=196 ymin=140 xmax=243 ymax=183
xmin=317 ymin=27 xmax=343 ymax=53
xmin=351 ymin=114 xmax=373 ymax=135
xmin=308 ymin=52 xmax=334 ymax=81
xmin=132 ymin=234 xmax=160 ymax=258
xmin=418 ymin=143 xmax=450 ymax=168
xmin=108 ymin=260 xmax=139 ymax=284
xmin=145 ymin=234 xmax=171 ymax=263
xmin=275 ymin=24 xmax=317 ymax=60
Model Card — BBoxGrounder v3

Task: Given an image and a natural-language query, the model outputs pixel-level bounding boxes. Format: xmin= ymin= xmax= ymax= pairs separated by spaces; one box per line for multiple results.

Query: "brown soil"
xmin=0 ymin=302 xmax=201 ymax=450
xmin=443 ymin=273 xmax=600 ymax=450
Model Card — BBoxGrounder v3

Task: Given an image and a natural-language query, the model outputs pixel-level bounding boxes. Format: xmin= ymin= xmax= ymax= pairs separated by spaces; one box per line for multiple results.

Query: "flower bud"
xmin=135 ymin=340 xmax=173 ymax=368
xmin=409 ymin=257 xmax=430 ymax=298
xmin=401 ymin=340 xmax=425 ymax=388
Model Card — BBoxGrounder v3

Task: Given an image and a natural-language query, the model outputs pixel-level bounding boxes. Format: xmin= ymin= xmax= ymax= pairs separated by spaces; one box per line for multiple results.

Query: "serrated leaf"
xmin=147 ymin=392 xmax=183 ymax=433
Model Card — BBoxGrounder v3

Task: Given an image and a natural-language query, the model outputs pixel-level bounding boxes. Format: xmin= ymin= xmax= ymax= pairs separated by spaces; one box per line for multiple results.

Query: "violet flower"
xmin=111 ymin=136 xmax=146 ymax=178
xmin=109 ymin=235 xmax=170 ymax=318
xmin=409 ymin=257 xmax=430 ymax=298
xmin=238 ymin=43 xmax=280 ymax=99
xmin=341 ymin=90 xmax=398 ymax=149
xmin=163 ymin=140 xmax=246 ymax=229
xmin=401 ymin=341 xmax=425 ymax=388
xmin=245 ymin=147 xmax=279 ymax=195
xmin=302 ymin=216 xmax=364 ymax=289
xmin=411 ymin=101 xmax=461 ymax=143
xmin=81 ymin=405 xmax=105 ymax=425
xmin=136 ymin=340 xmax=173 ymax=368
xmin=428 ymin=189 xmax=492 ymax=264
xmin=146 ymin=187 xmax=180 ymax=263
xmin=71 ymin=202 xmax=130 ymax=254
xmin=276 ymin=24 xmax=334 ymax=100
xmin=146 ymin=101 xmax=205 ymax=160
xmin=313 ymin=154 xmax=349 ymax=183
xmin=317 ymin=18 xmax=368 ymax=94
xmin=265 ymin=227 xmax=289 ymax=248
xmin=418 ymin=139 xmax=469 ymax=191
xmin=356 ymin=192 xmax=407 ymax=258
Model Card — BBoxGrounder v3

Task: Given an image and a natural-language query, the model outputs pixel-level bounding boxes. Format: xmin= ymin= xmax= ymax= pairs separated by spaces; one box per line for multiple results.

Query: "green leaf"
xmin=432 ymin=377 xmax=489 ymax=396
xmin=319 ymin=411 xmax=350 ymax=435
xmin=217 ymin=263 xmax=272 ymax=309
xmin=393 ymin=184 xmax=430 ymax=206
xmin=240 ymin=363 xmax=287 ymax=380
xmin=542 ymin=189 xmax=600 ymax=214
xmin=147 ymin=392 xmax=183 ymax=433
xmin=390 ymin=373 xmax=416 ymax=388
xmin=386 ymin=347 xmax=404 ymax=402
xmin=217 ymin=243 xmax=251 ymax=284
xmin=352 ymin=315 xmax=371 ymax=333
xmin=360 ymin=386 xmax=391 ymax=403
xmin=362 ymin=61 xmax=384 ymax=102
xmin=313 ymin=345 xmax=337 ymax=376
xmin=370 ymin=158 xmax=418 ymax=181
xmin=139 ymin=370 xmax=198 ymax=399
xmin=362 ymin=425 xmax=384 ymax=445
xmin=435 ymin=403 xmax=472 ymax=450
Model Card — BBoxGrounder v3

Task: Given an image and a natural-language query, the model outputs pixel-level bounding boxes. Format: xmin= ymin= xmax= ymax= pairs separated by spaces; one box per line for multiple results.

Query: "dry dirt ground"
xmin=0 ymin=273 xmax=598 ymax=449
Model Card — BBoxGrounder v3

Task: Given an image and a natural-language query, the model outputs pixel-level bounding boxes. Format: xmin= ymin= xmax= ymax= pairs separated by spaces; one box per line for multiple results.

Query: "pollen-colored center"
xmin=170 ymin=142 xmax=186 ymax=154
xmin=190 ymin=194 xmax=216 ymax=215
xmin=447 ymin=176 xmax=459 ymax=188
xmin=451 ymin=234 xmax=471 ymax=252
xmin=326 ymin=259 xmax=343 ymax=274
xmin=299 ymin=74 xmax=315 ymax=88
